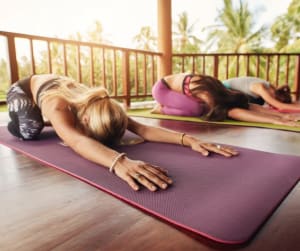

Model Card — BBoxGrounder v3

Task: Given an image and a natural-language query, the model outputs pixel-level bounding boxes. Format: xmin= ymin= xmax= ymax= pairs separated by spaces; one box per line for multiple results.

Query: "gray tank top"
xmin=222 ymin=77 xmax=270 ymax=98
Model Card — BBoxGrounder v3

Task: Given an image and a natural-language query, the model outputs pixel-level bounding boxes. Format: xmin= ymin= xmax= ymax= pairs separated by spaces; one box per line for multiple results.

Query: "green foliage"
xmin=204 ymin=0 xmax=267 ymax=53
xmin=132 ymin=26 xmax=157 ymax=50
xmin=0 ymin=104 xmax=7 ymax=112
xmin=0 ymin=59 xmax=9 ymax=101
xmin=1 ymin=1 xmax=299 ymax=103
xmin=271 ymin=0 xmax=300 ymax=51
xmin=172 ymin=11 xmax=202 ymax=53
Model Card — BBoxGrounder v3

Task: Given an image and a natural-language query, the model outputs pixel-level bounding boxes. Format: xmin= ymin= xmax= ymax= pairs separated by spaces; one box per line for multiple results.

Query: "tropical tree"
xmin=172 ymin=11 xmax=202 ymax=52
xmin=202 ymin=0 xmax=270 ymax=78
xmin=86 ymin=21 xmax=112 ymax=44
xmin=205 ymin=0 xmax=267 ymax=53
xmin=271 ymin=0 xmax=300 ymax=52
xmin=0 ymin=59 xmax=9 ymax=101
xmin=132 ymin=26 xmax=157 ymax=50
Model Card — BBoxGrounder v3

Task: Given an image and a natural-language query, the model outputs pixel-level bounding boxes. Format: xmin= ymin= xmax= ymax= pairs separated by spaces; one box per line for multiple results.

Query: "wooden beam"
xmin=157 ymin=0 xmax=172 ymax=78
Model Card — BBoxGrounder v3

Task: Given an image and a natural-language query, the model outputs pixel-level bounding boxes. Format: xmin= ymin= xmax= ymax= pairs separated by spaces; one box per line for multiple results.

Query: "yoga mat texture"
xmin=127 ymin=108 xmax=300 ymax=132
xmin=1 ymin=126 xmax=300 ymax=245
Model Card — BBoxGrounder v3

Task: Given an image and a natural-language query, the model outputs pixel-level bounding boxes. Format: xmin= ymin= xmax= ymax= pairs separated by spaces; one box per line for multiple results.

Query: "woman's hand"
xmin=114 ymin=157 xmax=173 ymax=192
xmin=183 ymin=134 xmax=239 ymax=157
xmin=273 ymin=118 xmax=300 ymax=127
xmin=281 ymin=113 xmax=300 ymax=122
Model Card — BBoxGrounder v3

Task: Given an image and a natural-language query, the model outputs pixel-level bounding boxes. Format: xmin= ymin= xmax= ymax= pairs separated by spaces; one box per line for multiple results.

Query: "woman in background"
xmin=152 ymin=73 xmax=300 ymax=126
xmin=222 ymin=76 xmax=300 ymax=111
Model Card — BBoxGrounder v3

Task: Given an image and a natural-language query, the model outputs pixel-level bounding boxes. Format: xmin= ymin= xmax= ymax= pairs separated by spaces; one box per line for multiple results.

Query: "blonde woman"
xmin=6 ymin=74 xmax=238 ymax=191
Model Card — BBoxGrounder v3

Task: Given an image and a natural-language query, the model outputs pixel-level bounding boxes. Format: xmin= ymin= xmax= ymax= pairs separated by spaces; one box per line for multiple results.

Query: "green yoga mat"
xmin=127 ymin=108 xmax=300 ymax=132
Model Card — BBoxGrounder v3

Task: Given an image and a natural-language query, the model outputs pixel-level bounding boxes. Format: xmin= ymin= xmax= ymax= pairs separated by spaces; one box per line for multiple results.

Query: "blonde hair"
xmin=40 ymin=77 xmax=128 ymax=145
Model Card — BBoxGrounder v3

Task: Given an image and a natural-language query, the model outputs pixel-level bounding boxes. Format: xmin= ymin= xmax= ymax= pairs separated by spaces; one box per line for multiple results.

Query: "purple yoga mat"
xmin=0 ymin=126 xmax=300 ymax=244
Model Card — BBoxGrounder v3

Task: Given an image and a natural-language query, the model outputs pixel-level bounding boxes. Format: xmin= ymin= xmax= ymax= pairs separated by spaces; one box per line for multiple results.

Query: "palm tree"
xmin=132 ymin=26 xmax=157 ymax=50
xmin=271 ymin=0 xmax=300 ymax=52
xmin=86 ymin=21 xmax=112 ymax=44
xmin=202 ymin=0 xmax=270 ymax=79
xmin=172 ymin=11 xmax=202 ymax=52
xmin=205 ymin=0 xmax=267 ymax=53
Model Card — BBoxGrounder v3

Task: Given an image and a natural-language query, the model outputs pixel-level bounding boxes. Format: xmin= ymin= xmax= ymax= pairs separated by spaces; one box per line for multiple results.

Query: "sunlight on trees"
xmin=271 ymin=0 xmax=300 ymax=52
xmin=0 ymin=0 xmax=299 ymax=102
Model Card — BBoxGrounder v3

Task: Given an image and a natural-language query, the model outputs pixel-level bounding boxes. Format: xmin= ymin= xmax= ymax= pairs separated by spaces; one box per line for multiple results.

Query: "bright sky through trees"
xmin=0 ymin=0 xmax=292 ymax=47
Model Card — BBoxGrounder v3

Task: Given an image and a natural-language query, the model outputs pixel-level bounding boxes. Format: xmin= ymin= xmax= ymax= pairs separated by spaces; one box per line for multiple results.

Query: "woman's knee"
xmin=152 ymin=79 xmax=169 ymax=101
xmin=7 ymin=119 xmax=43 ymax=140
xmin=8 ymin=107 xmax=44 ymax=140
xmin=19 ymin=114 xmax=44 ymax=140
xmin=7 ymin=121 xmax=22 ymax=138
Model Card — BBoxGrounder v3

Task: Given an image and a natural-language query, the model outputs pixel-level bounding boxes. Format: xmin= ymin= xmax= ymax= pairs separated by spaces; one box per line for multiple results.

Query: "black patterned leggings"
xmin=6 ymin=84 xmax=44 ymax=140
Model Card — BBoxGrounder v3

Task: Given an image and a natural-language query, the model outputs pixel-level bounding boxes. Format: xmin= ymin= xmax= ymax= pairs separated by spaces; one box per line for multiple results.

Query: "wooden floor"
xmin=1 ymin=112 xmax=300 ymax=251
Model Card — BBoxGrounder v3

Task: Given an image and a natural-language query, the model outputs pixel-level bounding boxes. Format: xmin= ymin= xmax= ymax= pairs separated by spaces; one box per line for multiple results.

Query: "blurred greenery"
xmin=0 ymin=104 xmax=7 ymax=112
xmin=0 ymin=0 xmax=299 ymax=103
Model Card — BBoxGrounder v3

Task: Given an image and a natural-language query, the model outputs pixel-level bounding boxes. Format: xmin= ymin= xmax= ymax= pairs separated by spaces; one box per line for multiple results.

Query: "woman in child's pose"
xmin=152 ymin=73 xmax=300 ymax=125
xmin=222 ymin=76 xmax=300 ymax=111
xmin=6 ymin=74 xmax=238 ymax=192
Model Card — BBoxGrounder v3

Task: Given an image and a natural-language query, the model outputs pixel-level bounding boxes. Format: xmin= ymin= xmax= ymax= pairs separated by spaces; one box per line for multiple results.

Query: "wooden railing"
xmin=0 ymin=31 xmax=162 ymax=107
xmin=1 ymin=31 xmax=300 ymax=107
xmin=172 ymin=52 xmax=300 ymax=99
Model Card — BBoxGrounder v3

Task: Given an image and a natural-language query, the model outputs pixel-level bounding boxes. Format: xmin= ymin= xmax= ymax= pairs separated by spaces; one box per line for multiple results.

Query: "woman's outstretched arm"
xmin=228 ymin=105 xmax=300 ymax=127
xmin=248 ymin=103 xmax=300 ymax=121
xmin=127 ymin=117 xmax=239 ymax=157
xmin=41 ymin=97 xmax=172 ymax=192
xmin=253 ymin=83 xmax=300 ymax=111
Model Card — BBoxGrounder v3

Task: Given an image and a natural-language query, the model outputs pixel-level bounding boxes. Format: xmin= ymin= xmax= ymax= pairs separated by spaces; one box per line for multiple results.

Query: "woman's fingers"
xmin=139 ymin=164 xmax=172 ymax=189
xmin=195 ymin=143 xmax=239 ymax=157
xmin=132 ymin=162 xmax=172 ymax=191
xmin=122 ymin=175 xmax=140 ymax=191
xmin=115 ymin=160 xmax=172 ymax=192
xmin=214 ymin=144 xmax=239 ymax=156
xmin=132 ymin=172 xmax=158 ymax=192
xmin=143 ymin=163 xmax=172 ymax=184
xmin=116 ymin=140 xmax=239 ymax=192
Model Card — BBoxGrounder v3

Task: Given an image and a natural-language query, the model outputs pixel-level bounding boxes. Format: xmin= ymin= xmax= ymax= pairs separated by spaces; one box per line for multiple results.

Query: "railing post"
xmin=294 ymin=56 xmax=300 ymax=100
xmin=213 ymin=55 xmax=219 ymax=79
xmin=157 ymin=0 xmax=172 ymax=78
xmin=7 ymin=34 xmax=19 ymax=83
xmin=122 ymin=50 xmax=130 ymax=108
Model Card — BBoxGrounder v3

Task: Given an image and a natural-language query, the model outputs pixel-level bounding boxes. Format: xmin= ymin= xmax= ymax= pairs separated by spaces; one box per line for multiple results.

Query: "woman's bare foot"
xmin=151 ymin=104 xmax=163 ymax=114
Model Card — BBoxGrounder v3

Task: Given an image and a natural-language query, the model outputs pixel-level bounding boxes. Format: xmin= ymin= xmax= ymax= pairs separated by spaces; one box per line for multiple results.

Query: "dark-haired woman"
xmin=151 ymin=73 xmax=300 ymax=126
xmin=222 ymin=76 xmax=300 ymax=111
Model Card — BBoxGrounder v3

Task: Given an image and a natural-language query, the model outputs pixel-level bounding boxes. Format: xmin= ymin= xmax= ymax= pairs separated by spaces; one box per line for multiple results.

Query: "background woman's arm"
xmin=228 ymin=106 xmax=300 ymax=126
xmin=253 ymin=84 xmax=300 ymax=111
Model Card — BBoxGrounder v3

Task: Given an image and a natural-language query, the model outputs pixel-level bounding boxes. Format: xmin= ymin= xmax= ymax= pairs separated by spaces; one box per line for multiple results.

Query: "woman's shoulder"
xmin=163 ymin=73 xmax=187 ymax=91
xmin=31 ymin=74 xmax=61 ymax=102
xmin=164 ymin=73 xmax=188 ymax=82
xmin=31 ymin=74 xmax=59 ymax=83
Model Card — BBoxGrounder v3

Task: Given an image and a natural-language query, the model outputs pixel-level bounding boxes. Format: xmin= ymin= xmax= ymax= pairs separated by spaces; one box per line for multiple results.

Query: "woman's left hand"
xmin=282 ymin=113 xmax=300 ymax=122
xmin=183 ymin=134 xmax=239 ymax=157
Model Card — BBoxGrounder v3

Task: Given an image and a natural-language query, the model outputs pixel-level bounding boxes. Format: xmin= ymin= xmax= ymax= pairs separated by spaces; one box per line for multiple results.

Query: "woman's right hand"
xmin=281 ymin=113 xmax=300 ymax=122
xmin=113 ymin=157 xmax=173 ymax=191
xmin=273 ymin=118 xmax=300 ymax=127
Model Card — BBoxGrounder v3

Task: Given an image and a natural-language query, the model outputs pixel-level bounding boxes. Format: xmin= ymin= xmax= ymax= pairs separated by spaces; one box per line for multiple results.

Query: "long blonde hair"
xmin=40 ymin=77 xmax=128 ymax=145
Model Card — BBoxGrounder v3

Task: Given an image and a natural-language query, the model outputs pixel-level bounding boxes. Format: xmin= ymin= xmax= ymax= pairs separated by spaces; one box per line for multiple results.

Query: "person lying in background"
xmin=151 ymin=73 xmax=300 ymax=126
xmin=6 ymin=74 xmax=239 ymax=192
xmin=222 ymin=76 xmax=300 ymax=111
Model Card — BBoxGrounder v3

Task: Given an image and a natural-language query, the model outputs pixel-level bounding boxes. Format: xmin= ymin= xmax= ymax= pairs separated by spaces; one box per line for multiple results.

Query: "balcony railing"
xmin=172 ymin=52 xmax=300 ymax=99
xmin=0 ymin=31 xmax=161 ymax=107
xmin=1 ymin=31 xmax=300 ymax=106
